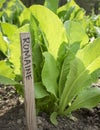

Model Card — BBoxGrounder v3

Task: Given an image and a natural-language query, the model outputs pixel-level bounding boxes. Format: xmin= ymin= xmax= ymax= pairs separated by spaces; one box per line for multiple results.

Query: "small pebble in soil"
xmin=17 ymin=119 xmax=22 ymax=124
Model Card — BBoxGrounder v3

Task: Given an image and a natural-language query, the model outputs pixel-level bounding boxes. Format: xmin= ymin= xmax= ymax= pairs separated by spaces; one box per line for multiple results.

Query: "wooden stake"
xmin=20 ymin=33 xmax=37 ymax=130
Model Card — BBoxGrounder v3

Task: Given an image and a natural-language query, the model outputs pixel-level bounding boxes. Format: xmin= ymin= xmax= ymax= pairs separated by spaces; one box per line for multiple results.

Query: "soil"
xmin=0 ymin=84 xmax=100 ymax=130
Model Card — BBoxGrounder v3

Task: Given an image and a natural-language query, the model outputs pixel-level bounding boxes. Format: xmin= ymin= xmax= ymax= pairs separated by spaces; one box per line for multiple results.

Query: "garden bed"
xmin=0 ymin=1 xmax=100 ymax=130
xmin=0 ymin=85 xmax=100 ymax=130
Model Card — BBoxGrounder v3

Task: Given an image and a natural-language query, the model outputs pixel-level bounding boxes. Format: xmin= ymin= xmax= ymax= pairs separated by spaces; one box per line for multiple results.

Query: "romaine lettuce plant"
xmin=0 ymin=0 xmax=25 ymax=25
xmin=0 ymin=0 xmax=100 ymax=125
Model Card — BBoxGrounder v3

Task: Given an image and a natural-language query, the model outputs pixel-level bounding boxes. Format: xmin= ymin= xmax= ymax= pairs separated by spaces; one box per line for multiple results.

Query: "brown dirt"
xmin=0 ymin=85 xmax=100 ymax=130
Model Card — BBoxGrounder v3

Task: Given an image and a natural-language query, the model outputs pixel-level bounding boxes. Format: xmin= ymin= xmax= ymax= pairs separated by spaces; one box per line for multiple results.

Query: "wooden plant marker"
xmin=20 ymin=33 xmax=37 ymax=130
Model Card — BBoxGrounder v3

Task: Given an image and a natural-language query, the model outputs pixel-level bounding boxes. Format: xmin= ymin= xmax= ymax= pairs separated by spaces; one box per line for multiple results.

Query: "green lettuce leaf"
xmin=76 ymin=38 xmax=100 ymax=73
xmin=59 ymin=38 xmax=100 ymax=113
xmin=65 ymin=87 xmax=100 ymax=114
xmin=19 ymin=8 xmax=31 ymax=25
xmin=42 ymin=52 xmax=59 ymax=97
xmin=59 ymin=50 xmax=74 ymax=96
xmin=9 ymin=24 xmax=29 ymax=75
xmin=30 ymin=5 xmax=67 ymax=59
xmin=44 ymin=0 xmax=59 ymax=13
xmin=0 ymin=0 xmax=25 ymax=24
xmin=0 ymin=32 xmax=8 ymax=56
xmin=35 ymin=82 xmax=49 ymax=99
xmin=0 ymin=60 xmax=15 ymax=79
xmin=57 ymin=0 xmax=85 ymax=22
xmin=50 ymin=112 xmax=58 ymax=125
xmin=0 ymin=75 xmax=17 ymax=85
xmin=30 ymin=15 xmax=44 ymax=82
xmin=0 ymin=22 xmax=17 ymax=39
xmin=64 ymin=20 xmax=89 ymax=48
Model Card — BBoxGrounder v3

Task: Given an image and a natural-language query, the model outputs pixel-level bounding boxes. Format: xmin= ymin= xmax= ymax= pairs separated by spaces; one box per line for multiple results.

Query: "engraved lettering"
xmin=26 ymin=74 xmax=32 ymax=80
xmin=24 ymin=59 xmax=31 ymax=65
xmin=22 ymin=36 xmax=32 ymax=80
xmin=26 ymin=67 xmax=31 ymax=75
xmin=23 ymin=37 xmax=30 ymax=44
xmin=23 ymin=50 xmax=31 ymax=59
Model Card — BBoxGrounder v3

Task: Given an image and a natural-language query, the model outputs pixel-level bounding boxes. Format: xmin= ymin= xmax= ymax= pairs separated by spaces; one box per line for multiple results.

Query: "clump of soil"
xmin=0 ymin=85 xmax=100 ymax=130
